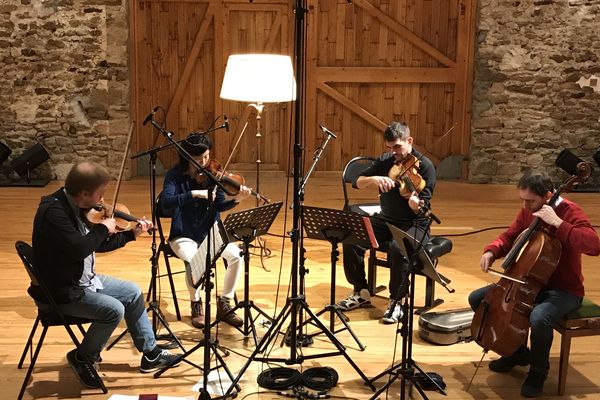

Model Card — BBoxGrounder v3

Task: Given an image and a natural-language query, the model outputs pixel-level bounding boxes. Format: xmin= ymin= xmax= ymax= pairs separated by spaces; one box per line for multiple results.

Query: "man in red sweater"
xmin=468 ymin=170 xmax=600 ymax=398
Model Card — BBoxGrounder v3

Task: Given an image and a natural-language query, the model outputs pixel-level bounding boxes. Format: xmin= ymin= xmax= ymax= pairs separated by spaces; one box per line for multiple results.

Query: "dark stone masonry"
xmin=470 ymin=0 xmax=600 ymax=186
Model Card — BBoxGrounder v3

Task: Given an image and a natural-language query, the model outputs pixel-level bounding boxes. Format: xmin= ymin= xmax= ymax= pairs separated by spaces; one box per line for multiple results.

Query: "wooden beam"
xmin=317 ymin=82 xmax=439 ymax=164
xmin=317 ymin=67 xmax=456 ymax=83
xmin=353 ymin=0 xmax=456 ymax=68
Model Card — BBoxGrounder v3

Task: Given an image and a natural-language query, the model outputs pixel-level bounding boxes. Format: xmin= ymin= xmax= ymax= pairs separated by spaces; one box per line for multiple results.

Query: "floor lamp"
xmin=220 ymin=54 xmax=296 ymax=257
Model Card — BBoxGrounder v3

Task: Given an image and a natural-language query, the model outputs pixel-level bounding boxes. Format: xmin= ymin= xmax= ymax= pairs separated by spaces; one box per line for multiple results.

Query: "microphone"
xmin=319 ymin=124 xmax=337 ymax=139
xmin=142 ymin=106 xmax=159 ymax=126
xmin=224 ymin=115 xmax=230 ymax=132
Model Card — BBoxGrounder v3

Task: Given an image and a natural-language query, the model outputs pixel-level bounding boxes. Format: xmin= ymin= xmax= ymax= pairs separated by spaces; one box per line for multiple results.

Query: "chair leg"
xmin=163 ymin=255 xmax=181 ymax=321
xmin=18 ymin=316 xmax=40 ymax=369
xmin=367 ymin=253 xmax=377 ymax=296
xmin=18 ymin=325 xmax=48 ymax=400
xmin=558 ymin=330 xmax=572 ymax=395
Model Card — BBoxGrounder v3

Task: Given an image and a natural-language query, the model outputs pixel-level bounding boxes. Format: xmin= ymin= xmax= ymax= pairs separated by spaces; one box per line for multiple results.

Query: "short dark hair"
xmin=384 ymin=122 xmax=411 ymax=142
xmin=517 ymin=170 xmax=554 ymax=197
xmin=179 ymin=134 xmax=212 ymax=171
xmin=64 ymin=161 xmax=111 ymax=196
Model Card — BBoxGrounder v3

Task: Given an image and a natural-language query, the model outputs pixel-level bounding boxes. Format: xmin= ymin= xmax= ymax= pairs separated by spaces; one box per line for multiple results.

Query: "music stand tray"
xmin=385 ymin=223 xmax=450 ymax=288
xmin=223 ymin=202 xmax=283 ymax=241
xmin=301 ymin=206 xmax=379 ymax=350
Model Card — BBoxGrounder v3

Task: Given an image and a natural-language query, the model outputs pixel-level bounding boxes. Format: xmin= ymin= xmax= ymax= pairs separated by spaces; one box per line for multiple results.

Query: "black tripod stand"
xmin=107 ymin=145 xmax=183 ymax=351
xmin=300 ymin=205 xmax=379 ymax=351
xmin=369 ymin=221 xmax=449 ymax=400
xmin=210 ymin=201 xmax=283 ymax=345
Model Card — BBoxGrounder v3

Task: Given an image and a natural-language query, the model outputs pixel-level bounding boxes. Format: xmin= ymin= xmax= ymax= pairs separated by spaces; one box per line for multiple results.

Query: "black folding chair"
xmin=149 ymin=192 xmax=185 ymax=321
xmin=15 ymin=241 xmax=107 ymax=399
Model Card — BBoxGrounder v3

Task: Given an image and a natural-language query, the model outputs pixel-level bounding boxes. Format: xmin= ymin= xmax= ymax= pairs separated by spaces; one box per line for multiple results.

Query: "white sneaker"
xmin=336 ymin=288 xmax=371 ymax=311
xmin=381 ymin=300 xmax=403 ymax=324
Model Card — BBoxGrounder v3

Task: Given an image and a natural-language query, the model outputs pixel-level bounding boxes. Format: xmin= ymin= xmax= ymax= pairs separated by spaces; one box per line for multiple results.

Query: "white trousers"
xmin=170 ymin=224 xmax=242 ymax=302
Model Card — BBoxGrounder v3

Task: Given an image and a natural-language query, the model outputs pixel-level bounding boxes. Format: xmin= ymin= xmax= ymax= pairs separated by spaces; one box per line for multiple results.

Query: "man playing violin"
xmin=337 ymin=121 xmax=436 ymax=323
xmin=468 ymin=170 xmax=600 ymax=397
xmin=32 ymin=161 xmax=181 ymax=389
xmin=162 ymin=133 xmax=251 ymax=329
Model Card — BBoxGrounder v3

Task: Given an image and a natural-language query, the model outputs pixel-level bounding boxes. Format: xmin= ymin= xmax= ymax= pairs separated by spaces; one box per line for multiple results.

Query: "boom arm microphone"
xmin=319 ymin=124 xmax=338 ymax=139
xmin=224 ymin=115 xmax=230 ymax=132
xmin=143 ymin=106 xmax=159 ymax=125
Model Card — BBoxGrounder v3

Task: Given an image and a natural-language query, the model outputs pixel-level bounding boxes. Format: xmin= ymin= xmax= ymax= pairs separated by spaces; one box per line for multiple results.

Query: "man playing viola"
xmin=161 ymin=133 xmax=251 ymax=329
xmin=337 ymin=121 xmax=436 ymax=323
xmin=32 ymin=161 xmax=181 ymax=389
xmin=468 ymin=170 xmax=600 ymax=397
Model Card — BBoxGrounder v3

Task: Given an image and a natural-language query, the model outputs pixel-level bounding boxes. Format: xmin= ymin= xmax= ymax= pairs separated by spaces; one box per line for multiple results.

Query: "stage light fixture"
xmin=10 ymin=143 xmax=50 ymax=185
xmin=0 ymin=142 xmax=11 ymax=167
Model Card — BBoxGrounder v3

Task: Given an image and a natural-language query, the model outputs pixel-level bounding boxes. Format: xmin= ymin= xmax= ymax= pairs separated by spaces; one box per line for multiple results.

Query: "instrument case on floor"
xmin=418 ymin=308 xmax=474 ymax=345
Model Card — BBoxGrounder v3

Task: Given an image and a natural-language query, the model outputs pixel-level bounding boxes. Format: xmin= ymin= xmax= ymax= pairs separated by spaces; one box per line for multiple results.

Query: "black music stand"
xmin=211 ymin=202 xmax=283 ymax=345
xmin=300 ymin=206 xmax=379 ymax=351
xmin=369 ymin=223 xmax=450 ymax=400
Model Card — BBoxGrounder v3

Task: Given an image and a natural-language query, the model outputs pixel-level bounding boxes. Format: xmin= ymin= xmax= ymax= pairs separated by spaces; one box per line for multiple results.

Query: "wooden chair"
xmin=15 ymin=241 xmax=108 ymax=399
xmin=554 ymin=297 xmax=600 ymax=395
xmin=342 ymin=156 xmax=451 ymax=313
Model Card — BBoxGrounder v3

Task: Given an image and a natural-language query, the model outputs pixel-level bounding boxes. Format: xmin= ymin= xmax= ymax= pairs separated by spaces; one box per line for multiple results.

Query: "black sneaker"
xmin=140 ymin=349 xmax=182 ymax=373
xmin=66 ymin=349 xmax=102 ymax=389
xmin=489 ymin=347 xmax=530 ymax=372
xmin=521 ymin=369 xmax=547 ymax=397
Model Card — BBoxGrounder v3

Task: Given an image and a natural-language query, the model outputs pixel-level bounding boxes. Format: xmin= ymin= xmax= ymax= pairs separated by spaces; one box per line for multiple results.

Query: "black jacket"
xmin=31 ymin=188 xmax=135 ymax=302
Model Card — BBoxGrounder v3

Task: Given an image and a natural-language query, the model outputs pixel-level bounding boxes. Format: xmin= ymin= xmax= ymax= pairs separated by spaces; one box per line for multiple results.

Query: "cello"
xmin=470 ymin=163 xmax=592 ymax=357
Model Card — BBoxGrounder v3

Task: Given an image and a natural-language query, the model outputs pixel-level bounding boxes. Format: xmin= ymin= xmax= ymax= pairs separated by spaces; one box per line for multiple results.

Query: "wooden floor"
xmin=1 ymin=176 xmax=600 ymax=400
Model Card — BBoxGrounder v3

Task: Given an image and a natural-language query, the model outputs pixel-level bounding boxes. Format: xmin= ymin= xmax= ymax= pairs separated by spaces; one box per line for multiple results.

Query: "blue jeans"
xmin=469 ymin=285 xmax=582 ymax=373
xmin=58 ymin=275 xmax=156 ymax=361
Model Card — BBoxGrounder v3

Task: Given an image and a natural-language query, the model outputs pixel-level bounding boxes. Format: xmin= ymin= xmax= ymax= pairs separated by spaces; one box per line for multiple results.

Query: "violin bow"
xmin=401 ymin=123 xmax=457 ymax=170
xmin=220 ymin=120 xmax=249 ymax=179
xmin=108 ymin=122 xmax=134 ymax=218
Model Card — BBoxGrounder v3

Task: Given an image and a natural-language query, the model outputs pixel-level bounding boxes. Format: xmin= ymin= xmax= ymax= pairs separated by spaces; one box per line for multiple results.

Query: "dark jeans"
xmin=342 ymin=215 xmax=429 ymax=300
xmin=469 ymin=285 xmax=582 ymax=373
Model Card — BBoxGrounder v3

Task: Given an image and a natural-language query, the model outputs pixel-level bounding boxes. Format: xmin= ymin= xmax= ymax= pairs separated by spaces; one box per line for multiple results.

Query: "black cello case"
xmin=418 ymin=308 xmax=474 ymax=345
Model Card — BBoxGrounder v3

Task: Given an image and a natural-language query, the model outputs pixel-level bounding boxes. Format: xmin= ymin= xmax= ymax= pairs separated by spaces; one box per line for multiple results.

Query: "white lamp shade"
xmin=220 ymin=54 xmax=296 ymax=103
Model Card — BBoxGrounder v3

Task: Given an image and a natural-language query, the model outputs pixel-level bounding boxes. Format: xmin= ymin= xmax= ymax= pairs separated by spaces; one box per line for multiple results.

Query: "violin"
xmin=86 ymin=202 xmax=148 ymax=232
xmin=195 ymin=159 xmax=270 ymax=204
xmin=388 ymin=154 xmax=426 ymax=200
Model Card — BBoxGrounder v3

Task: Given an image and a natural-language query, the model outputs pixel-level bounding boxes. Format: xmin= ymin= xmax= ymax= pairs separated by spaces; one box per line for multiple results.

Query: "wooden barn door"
xmin=305 ymin=0 xmax=477 ymax=171
xmin=131 ymin=0 xmax=293 ymax=171
xmin=130 ymin=0 xmax=476 ymax=173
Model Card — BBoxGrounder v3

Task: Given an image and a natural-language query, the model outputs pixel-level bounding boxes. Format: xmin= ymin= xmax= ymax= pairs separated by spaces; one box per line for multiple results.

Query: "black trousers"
xmin=342 ymin=216 xmax=429 ymax=300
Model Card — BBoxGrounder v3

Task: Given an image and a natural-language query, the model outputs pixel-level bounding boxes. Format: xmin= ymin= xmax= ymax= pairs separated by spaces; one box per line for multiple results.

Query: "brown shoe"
xmin=191 ymin=300 xmax=205 ymax=329
xmin=216 ymin=297 xmax=243 ymax=328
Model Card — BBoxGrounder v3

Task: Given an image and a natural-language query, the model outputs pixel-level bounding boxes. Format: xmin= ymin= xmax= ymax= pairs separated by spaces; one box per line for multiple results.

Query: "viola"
xmin=195 ymin=159 xmax=270 ymax=204
xmin=471 ymin=163 xmax=592 ymax=357
xmin=86 ymin=202 xmax=148 ymax=232
xmin=388 ymin=154 xmax=426 ymax=200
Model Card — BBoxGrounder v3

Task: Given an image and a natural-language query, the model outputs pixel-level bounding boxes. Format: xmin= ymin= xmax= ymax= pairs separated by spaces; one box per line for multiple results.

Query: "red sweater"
xmin=484 ymin=198 xmax=600 ymax=297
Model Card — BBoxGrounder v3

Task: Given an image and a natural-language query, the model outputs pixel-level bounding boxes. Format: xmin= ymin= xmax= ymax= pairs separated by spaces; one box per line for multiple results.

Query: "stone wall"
xmin=470 ymin=0 xmax=600 ymax=186
xmin=0 ymin=0 xmax=130 ymax=183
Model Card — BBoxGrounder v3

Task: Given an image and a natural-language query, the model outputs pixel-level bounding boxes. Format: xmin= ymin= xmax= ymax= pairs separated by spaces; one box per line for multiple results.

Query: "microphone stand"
xmin=145 ymin=117 xmax=238 ymax=400
xmin=223 ymin=2 xmax=375 ymax=396
xmin=369 ymin=212 xmax=446 ymax=400
xmin=289 ymin=126 xmax=337 ymax=347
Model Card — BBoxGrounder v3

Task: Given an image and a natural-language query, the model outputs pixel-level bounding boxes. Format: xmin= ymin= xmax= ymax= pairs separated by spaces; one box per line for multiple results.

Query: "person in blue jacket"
xmin=162 ymin=133 xmax=251 ymax=329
